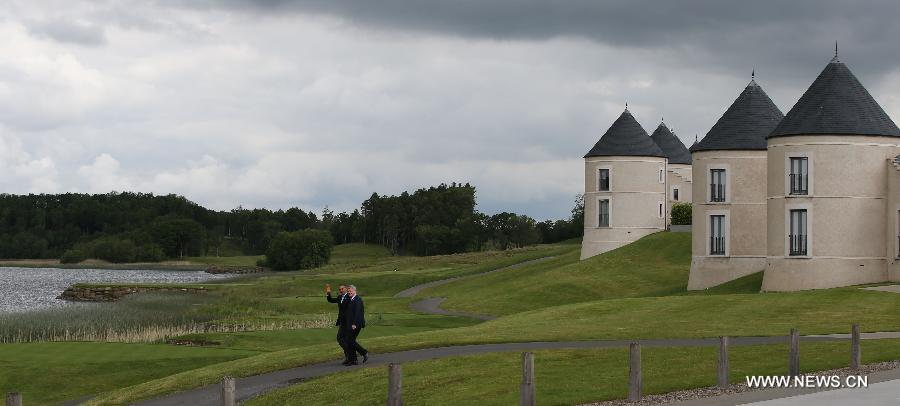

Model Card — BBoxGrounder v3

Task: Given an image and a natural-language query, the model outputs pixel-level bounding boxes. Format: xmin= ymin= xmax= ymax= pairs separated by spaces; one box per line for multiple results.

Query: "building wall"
xmin=762 ymin=135 xmax=900 ymax=291
xmin=581 ymin=156 xmax=667 ymax=260
xmin=666 ymin=163 xmax=693 ymax=224
xmin=688 ymin=150 xmax=767 ymax=290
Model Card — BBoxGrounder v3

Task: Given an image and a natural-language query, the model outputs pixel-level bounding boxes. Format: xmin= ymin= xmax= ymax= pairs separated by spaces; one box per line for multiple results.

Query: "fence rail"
xmin=3 ymin=325 xmax=872 ymax=406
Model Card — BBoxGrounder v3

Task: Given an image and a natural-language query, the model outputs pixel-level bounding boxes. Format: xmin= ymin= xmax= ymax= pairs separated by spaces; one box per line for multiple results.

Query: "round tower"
xmin=651 ymin=122 xmax=693 ymax=220
xmin=763 ymin=54 xmax=900 ymax=291
xmin=687 ymin=77 xmax=784 ymax=289
xmin=581 ymin=108 xmax=668 ymax=260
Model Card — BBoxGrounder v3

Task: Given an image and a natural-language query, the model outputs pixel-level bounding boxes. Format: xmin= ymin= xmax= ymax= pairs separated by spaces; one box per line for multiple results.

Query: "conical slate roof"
xmin=691 ymin=79 xmax=784 ymax=152
xmin=585 ymin=109 xmax=666 ymax=158
xmin=769 ymin=57 xmax=900 ymax=138
xmin=650 ymin=122 xmax=692 ymax=164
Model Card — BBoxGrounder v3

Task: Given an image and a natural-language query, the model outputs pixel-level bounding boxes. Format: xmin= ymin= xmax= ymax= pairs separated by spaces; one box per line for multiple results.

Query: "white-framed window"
xmin=789 ymin=209 xmax=808 ymax=256
xmin=896 ymin=207 xmax=900 ymax=259
xmin=598 ymin=198 xmax=610 ymax=228
xmin=786 ymin=153 xmax=812 ymax=196
xmin=598 ymin=168 xmax=610 ymax=192
xmin=673 ymin=187 xmax=679 ymax=201
xmin=784 ymin=203 xmax=812 ymax=258
xmin=709 ymin=214 xmax=726 ymax=255
xmin=710 ymin=169 xmax=726 ymax=202
xmin=789 ymin=158 xmax=808 ymax=195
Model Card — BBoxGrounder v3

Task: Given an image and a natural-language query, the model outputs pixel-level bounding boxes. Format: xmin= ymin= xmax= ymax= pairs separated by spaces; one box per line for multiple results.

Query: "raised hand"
xmin=325 ymin=283 xmax=332 ymax=294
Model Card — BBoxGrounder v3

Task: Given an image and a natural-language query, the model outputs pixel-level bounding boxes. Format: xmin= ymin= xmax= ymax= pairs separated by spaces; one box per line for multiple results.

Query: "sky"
xmin=3 ymin=1 xmax=900 ymax=220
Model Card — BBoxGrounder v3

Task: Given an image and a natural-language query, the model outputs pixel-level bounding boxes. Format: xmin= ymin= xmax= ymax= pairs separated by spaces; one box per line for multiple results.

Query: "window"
xmin=658 ymin=202 xmax=663 ymax=218
xmin=598 ymin=199 xmax=610 ymax=227
xmin=789 ymin=157 xmax=808 ymax=195
xmin=789 ymin=209 xmax=808 ymax=256
xmin=710 ymin=169 xmax=726 ymax=202
xmin=897 ymin=209 xmax=900 ymax=258
xmin=673 ymin=188 xmax=679 ymax=201
xmin=598 ymin=169 xmax=610 ymax=192
xmin=710 ymin=215 xmax=725 ymax=255
xmin=659 ymin=168 xmax=665 ymax=183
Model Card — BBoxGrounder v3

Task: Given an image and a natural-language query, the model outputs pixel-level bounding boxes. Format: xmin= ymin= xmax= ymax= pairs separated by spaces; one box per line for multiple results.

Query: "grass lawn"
xmin=0 ymin=342 xmax=258 ymax=406
xmin=247 ymin=339 xmax=900 ymax=406
xmin=419 ymin=232 xmax=691 ymax=315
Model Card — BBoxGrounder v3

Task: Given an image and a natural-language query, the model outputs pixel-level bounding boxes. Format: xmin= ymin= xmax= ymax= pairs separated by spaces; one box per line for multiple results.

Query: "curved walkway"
xmin=397 ymin=255 xmax=557 ymax=320
xmin=135 ymin=332 xmax=900 ymax=406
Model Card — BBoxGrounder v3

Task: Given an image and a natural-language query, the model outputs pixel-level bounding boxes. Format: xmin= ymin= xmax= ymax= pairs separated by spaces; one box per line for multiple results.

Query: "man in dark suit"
xmin=343 ymin=284 xmax=368 ymax=366
xmin=325 ymin=284 xmax=349 ymax=363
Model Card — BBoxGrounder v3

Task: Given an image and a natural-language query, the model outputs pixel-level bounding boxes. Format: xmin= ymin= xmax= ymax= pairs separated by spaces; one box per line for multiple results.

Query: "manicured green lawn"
xmin=247 ymin=339 xmax=900 ymax=406
xmin=85 ymin=233 xmax=900 ymax=404
xmin=0 ymin=342 xmax=258 ymax=406
xmin=419 ymin=232 xmax=690 ymax=315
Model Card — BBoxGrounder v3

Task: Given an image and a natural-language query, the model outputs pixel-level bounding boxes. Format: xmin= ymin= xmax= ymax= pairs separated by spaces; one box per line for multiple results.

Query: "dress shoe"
xmin=362 ymin=353 xmax=369 ymax=364
xmin=345 ymin=361 xmax=359 ymax=366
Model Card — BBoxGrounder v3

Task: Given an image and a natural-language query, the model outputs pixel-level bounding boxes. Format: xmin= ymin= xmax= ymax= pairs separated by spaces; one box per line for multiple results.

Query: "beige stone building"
xmin=687 ymin=77 xmax=784 ymax=289
xmin=761 ymin=54 xmax=900 ymax=290
xmin=581 ymin=108 xmax=668 ymax=259
xmin=650 ymin=122 xmax=693 ymax=223
xmin=687 ymin=53 xmax=900 ymax=291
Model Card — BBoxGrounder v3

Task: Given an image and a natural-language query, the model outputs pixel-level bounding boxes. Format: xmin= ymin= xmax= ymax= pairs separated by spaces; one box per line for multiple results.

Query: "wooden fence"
xmin=3 ymin=324 xmax=866 ymax=406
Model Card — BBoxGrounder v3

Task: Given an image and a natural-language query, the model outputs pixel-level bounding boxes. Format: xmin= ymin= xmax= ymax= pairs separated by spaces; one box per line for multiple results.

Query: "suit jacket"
xmin=345 ymin=295 xmax=366 ymax=329
xmin=326 ymin=292 xmax=348 ymax=326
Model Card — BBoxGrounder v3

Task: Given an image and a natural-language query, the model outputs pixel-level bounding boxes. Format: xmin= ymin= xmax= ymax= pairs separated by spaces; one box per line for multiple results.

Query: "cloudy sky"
xmin=3 ymin=1 xmax=900 ymax=219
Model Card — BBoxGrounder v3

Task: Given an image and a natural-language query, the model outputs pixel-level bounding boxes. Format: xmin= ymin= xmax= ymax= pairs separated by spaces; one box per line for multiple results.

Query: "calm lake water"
xmin=0 ymin=267 xmax=233 ymax=313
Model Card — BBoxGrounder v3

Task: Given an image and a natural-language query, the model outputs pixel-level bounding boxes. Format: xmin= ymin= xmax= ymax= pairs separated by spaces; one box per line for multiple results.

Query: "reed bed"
xmin=0 ymin=293 xmax=334 ymax=344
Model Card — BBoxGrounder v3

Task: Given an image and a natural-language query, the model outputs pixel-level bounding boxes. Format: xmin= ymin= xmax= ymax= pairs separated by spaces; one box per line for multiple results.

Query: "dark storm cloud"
xmin=176 ymin=0 xmax=900 ymax=80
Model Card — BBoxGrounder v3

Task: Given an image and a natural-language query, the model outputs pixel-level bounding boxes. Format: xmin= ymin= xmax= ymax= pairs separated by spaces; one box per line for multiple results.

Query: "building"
xmin=687 ymin=76 xmax=784 ymax=289
xmin=651 ymin=121 xmax=693 ymax=223
xmin=762 ymin=54 xmax=900 ymax=290
xmin=687 ymin=51 xmax=900 ymax=291
xmin=581 ymin=108 xmax=668 ymax=260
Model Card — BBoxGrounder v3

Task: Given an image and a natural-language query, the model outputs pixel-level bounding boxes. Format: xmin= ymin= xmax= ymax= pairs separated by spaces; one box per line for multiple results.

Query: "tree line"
xmin=0 ymin=185 xmax=583 ymax=261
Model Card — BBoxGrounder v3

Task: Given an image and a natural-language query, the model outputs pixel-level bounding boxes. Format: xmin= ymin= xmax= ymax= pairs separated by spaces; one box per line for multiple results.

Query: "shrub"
xmin=671 ymin=203 xmax=692 ymax=225
xmin=134 ymin=243 xmax=166 ymax=262
xmin=90 ymin=238 xmax=137 ymax=263
xmin=60 ymin=249 xmax=88 ymax=264
xmin=265 ymin=229 xmax=334 ymax=271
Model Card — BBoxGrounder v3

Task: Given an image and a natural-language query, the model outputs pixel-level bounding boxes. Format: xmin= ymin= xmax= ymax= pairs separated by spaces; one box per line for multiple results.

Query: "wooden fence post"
xmin=221 ymin=376 xmax=235 ymax=406
xmin=789 ymin=328 xmax=800 ymax=377
xmin=520 ymin=352 xmax=535 ymax=406
xmin=850 ymin=324 xmax=861 ymax=370
xmin=6 ymin=392 xmax=22 ymax=406
xmin=388 ymin=363 xmax=403 ymax=406
xmin=717 ymin=336 xmax=729 ymax=388
xmin=628 ymin=342 xmax=642 ymax=401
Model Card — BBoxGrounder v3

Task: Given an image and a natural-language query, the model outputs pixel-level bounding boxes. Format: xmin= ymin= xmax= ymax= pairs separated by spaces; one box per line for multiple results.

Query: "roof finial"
xmin=751 ymin=68 xmax=755 ymax=80
xmin=661 ymin=115 xmax=664 ymax=124
xmin=831 ymin=41 xmax=840 ymax=63
xmin=694 ymin=134 xmax=698 ymax=143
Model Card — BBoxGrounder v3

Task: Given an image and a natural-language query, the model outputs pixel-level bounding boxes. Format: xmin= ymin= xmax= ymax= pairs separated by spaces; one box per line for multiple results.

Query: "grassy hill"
xmin=421 ymin=232 xmax=692 ymax=315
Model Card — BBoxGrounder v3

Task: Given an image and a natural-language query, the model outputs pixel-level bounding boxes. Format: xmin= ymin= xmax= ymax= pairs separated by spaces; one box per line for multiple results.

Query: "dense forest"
xmin=0 ymin=184 xmax=583 ymax=260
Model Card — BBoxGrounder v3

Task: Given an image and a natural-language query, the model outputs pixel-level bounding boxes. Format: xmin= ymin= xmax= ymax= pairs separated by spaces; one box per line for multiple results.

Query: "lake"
xmin=0 ymin=267 xmax=233 ymax=313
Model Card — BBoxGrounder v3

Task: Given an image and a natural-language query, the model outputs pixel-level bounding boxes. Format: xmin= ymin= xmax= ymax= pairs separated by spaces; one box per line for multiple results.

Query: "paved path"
xmin=396 ymin=255 xmax=556 ymax=321
xmin=134 ymin=332 xmax=900 ymax=406
xmin=670 ymin=366 xmax=900 ymax=405
xmin=393 ymin=255 xmax=556 ymax=298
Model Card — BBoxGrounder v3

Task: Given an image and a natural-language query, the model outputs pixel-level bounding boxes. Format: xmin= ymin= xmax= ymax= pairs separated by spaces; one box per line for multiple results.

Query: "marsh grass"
xmin=0 ymin=293 xmax=334 ymax=344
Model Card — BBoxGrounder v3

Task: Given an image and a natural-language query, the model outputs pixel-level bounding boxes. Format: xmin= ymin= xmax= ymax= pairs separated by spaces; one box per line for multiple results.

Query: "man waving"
xmin=325 ymin=284 xmax=349 ymax=363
